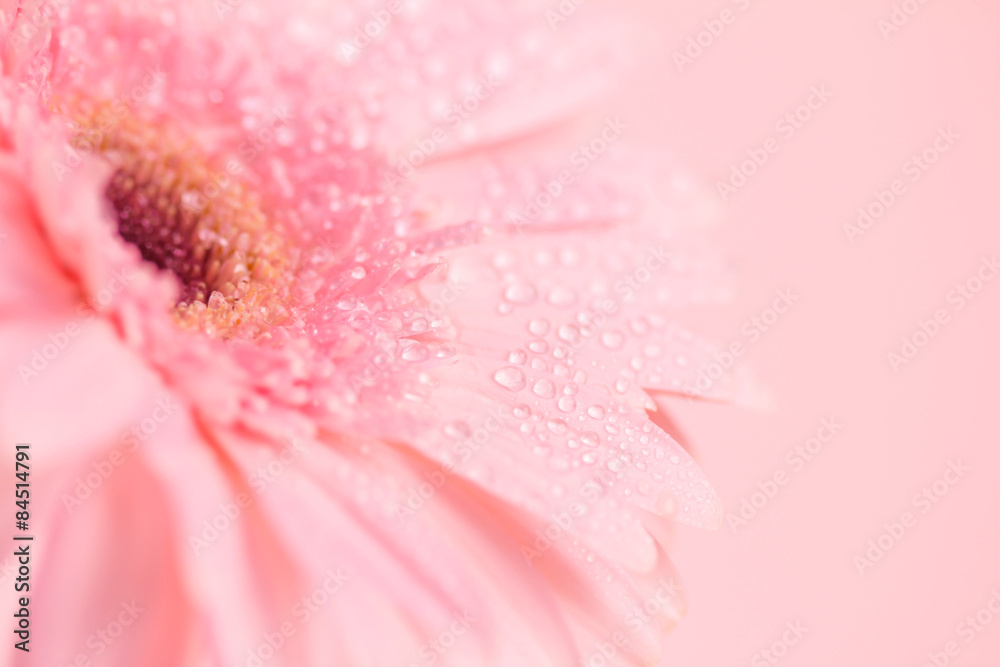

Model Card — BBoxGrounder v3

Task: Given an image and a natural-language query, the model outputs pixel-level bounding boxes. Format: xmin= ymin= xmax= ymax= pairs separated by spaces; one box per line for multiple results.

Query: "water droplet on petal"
xmin=508 ymin=349 xmax=528 ymax=365
xmin=547 ymin=419 xmax=568 ymax=435
xmin=504 ymin=282 xmax=537 ymax=305
xmin=587 ymin=405 xmax=606 ymax=419
xmin=493 ymin=366 xmax=526 ymax=391
xmin=629 ymin=318 xmax=650 ymax=336
xmin=528 ymin=339 xmax=549 ymax=354
xmin=557 ymin=396 xmax=576 ymax=412
xmin=492 ymin=251 xmax=517 ymax=270
xmin=528 ymin=318 xmax=550 ymax=336
xmin=401 ymin=343 xmax=430 ymax=362
xmin=546 ymin=286 xmax=577 ymax=307
xmin=600 ymin=330 xmax=625 ymax=350
xmin=558 ymin=324 xmax=582 ymax=345
xmin=532 ymin=378 xmax=556 ymax=398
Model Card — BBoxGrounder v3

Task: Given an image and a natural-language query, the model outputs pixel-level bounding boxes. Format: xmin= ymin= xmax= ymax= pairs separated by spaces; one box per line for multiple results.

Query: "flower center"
xmin=72 ymin=102 xmax=295 ymax=338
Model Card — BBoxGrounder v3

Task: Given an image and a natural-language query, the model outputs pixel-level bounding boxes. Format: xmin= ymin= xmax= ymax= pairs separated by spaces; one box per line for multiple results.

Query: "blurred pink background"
xmin=607 ymin=1 xmax=1000 ymax=665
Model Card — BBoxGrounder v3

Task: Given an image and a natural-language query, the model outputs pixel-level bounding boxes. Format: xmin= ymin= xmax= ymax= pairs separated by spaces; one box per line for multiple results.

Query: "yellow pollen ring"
xmin=67 ymin=99 xmax=295 ymax=339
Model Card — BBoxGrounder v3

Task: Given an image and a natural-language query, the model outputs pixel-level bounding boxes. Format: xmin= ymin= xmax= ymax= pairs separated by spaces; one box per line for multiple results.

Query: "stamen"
xmin=70 ymin=101 xmax=295 ymax=338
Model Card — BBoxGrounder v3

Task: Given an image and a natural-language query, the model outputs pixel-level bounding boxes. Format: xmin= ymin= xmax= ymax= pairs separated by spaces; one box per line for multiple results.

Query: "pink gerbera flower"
xmin=1 ymin=1 xmax=732 ymax=665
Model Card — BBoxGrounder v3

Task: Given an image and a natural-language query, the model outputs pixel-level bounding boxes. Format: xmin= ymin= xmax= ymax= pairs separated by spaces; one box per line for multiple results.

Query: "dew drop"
xmin=546 ymin=286 xmax=577 ymax=307
xmin=337 ymin=293 xmax=358 ymax=310
xmin=587 ymin=405 xmax=607 ymax=420
xmin=557 ymin=396 xmax=577 ymax=413
xmin=492 ymin=251 xmax=517 ymax=270
xmin=493 ymin=366 xmax=526 ymax=391
xmin=528 ymin=318 xmax=550 ymax=336
xmin=600 ymin=330 xmax=625 ymax=350
xmin=629 ymin=318 xmax=650 ymax=336
xmin=558 ymin=324 xmax=582 ymax=345
xmin=401 ymin=343 xmax=430 ymax=362
xmin=508 ymin=349 xmax=528 ymax=365
xmin=528 ymin=339 xmax=549 ymax=354
xmin=532 ymin=378 xmax=557 ymax=399
xmin=504 ymin=282 xmax=537 ymax=305
xmin=348 ymin=311 xmax=372 ymax=330
xmin=547 ymin=419 xmax=568 ymax=435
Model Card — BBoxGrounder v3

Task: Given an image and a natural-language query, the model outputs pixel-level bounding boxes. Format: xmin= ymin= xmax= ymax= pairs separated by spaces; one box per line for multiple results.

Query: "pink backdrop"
xmin=608 ymin=1 xmax=1000 ymax=665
